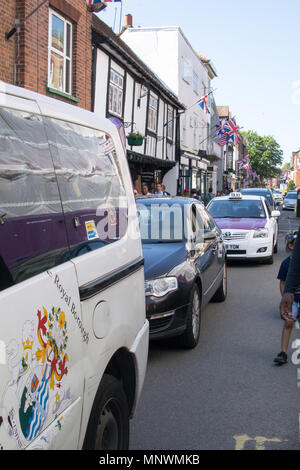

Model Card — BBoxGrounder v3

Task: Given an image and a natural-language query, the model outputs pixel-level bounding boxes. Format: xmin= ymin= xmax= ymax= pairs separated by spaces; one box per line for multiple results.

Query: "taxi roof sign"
xmin=229 ymin=192 xmax=242 ymax=200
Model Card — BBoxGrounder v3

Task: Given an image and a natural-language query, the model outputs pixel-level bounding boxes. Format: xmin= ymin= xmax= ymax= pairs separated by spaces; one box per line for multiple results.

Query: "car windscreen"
xmin=240 ymin=190 xmax=272 ymax=207
xmin=137 ymin=202 xmax=184 ymax=242
xmin=208 ymin=199 xmax=266 ymax=219
xmin=285 ymin=192 xmax=297 ymax=199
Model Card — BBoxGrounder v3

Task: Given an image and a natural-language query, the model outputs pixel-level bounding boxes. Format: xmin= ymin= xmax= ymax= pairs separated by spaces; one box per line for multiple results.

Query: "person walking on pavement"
xmin=204 ymin=188 xmax=215 ymax=206
xmin=280 ymin=225 xmax=300 ymax=318
xmin=274 ymin=231 xmax=300 ymax=365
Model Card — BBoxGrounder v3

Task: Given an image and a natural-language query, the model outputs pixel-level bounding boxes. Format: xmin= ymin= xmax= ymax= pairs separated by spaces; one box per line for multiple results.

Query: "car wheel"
xmin=83 ymin=374 xmax=129 ymax=450
xmin=212 ymin=263 xmax=227 ymax=302
xmin=178 ymin=285 xmax=201 ymax=349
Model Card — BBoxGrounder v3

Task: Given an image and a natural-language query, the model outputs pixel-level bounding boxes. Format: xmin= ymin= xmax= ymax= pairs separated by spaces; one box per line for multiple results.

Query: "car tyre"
xmin=178 ymin=285 xmax=201 ymax=349
xmin=83 ymin=374 xmax=129 ymax=450
xmin=212 ymin=263 xmax=227 ymax=302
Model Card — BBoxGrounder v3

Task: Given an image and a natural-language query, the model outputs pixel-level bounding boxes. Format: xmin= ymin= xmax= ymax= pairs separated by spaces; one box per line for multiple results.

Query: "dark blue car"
xmin=136 ymin=196 xmax=227 ymax=349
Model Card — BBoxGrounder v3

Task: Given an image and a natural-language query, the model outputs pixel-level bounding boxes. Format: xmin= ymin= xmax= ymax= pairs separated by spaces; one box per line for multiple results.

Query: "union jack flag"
xmin=216 ymin=120 xmax=229 ymax=135
xmin=238 ymin=155 xmax=249 ymax=168
xmin=224 ymin=117 xmax=241 ymax=144
xmin=198 ymin=94 xmax=210 ymax=114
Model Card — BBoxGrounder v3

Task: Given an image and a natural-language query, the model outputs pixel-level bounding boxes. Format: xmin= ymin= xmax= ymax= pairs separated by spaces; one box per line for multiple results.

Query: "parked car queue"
xmin=0 ymin=82 xmax=282 ymax=451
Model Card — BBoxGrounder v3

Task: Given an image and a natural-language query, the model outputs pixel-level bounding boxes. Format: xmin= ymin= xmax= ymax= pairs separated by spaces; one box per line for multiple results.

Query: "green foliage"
xmin=282 ymin=162 xmax=291 ymax=170
xmin=287 ymin=180 xmax=296 ymax=191
xmin=241 ymin=130 xmax=283 ymax=179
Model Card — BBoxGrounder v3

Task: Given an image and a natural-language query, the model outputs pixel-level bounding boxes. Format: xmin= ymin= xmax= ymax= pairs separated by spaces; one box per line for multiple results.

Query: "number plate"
xmin=226 ymin=244 xmax=239 ymax=250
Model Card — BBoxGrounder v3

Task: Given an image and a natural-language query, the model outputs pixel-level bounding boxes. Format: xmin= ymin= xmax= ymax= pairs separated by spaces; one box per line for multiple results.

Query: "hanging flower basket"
xmin=127 ymin=133 xmax=144 ymax=146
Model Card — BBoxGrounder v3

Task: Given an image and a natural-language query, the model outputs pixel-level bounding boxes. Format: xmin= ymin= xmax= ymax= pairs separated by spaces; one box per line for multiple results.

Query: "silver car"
xmin=282 ymin=191 xmax=297 ymax=210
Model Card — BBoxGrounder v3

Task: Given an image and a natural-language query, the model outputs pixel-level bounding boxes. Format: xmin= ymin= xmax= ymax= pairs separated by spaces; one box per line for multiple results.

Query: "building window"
xmin=148 ymin=94 xmax=158 ymax=133
xmin=193 ymin=117 xmax=197 ymax=149
xmin=182 ymin=57 xmax=192 ymax=84
xmin=49 ymin=10 xmax=73 ymax=95
xmin=146 ymin=135 xmax=156 ymax=157
xmin=182 ymin=113 xmax=187 ymax=146
xmin=108 ymin=68 xmax=124 ymax=117
xmin=167 ymin=106 xmax=174 ymax=140
xmin=193 ymin=72 xmax=198 ymax=94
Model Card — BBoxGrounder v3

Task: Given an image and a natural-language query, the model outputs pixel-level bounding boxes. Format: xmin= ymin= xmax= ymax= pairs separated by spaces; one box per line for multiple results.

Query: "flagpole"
xmin=163 ymin=89 xmax=216 ymax=128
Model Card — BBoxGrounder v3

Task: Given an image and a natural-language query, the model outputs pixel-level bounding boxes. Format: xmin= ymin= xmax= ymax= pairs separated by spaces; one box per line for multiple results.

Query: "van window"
xmin=44 ymin=118 xmax=128 ymax=259
xmin=0 ymin=108 xmax=70 ymax=290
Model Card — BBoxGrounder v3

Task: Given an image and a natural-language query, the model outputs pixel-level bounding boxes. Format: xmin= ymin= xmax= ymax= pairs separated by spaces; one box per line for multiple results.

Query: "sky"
xmin=98 ymin=0 xmax=300 ymax=165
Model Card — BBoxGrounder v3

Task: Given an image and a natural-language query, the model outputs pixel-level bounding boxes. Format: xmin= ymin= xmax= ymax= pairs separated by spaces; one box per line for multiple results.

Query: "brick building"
xmin=0 ymin=0 xmax=92 ymax=110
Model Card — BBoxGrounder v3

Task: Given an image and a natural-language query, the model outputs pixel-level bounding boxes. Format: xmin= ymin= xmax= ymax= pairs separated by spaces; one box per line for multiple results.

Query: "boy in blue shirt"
xmin=274 ymin=231 xmax=300 ymax=365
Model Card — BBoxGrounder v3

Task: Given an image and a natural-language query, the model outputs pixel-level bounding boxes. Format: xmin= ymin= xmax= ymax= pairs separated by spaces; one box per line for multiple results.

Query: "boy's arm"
xmin=280 ymin=280 xmax=285 ymax=297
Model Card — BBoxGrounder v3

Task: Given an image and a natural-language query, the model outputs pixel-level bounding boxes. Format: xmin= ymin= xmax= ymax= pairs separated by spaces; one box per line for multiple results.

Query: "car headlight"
xmin=145 ymin=277 xmax=178 ymax=297
xmin=253 ymin=228 xmax=269 ymax=238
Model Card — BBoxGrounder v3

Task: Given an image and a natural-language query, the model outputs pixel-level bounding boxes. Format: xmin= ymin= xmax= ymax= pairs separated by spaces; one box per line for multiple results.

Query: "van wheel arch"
xmin=104 ymin=348 xmax=136 ymax=417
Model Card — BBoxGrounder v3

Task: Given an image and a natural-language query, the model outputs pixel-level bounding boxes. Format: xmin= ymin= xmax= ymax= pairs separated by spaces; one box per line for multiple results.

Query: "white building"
xmin=92 ymin=15 xmax=184 ymax=195
xmin=121 ymin=18 xmax=221 ymax=196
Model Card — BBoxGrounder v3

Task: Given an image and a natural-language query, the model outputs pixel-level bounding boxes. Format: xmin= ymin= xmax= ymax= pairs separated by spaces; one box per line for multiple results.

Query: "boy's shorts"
xmin=292 ymin=301 xmax=300 ymax=321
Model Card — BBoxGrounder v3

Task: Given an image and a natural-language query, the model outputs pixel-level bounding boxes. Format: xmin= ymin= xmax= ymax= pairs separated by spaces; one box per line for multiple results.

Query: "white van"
xmin=0 ymin=82 xmax=148 ymax=450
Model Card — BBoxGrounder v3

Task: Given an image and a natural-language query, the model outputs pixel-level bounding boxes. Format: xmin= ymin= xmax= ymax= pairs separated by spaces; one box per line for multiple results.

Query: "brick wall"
xmin=1 ymin=0 xmax=92 ymax=111
xmin=0 ymin=0 xmax=16 ymax=84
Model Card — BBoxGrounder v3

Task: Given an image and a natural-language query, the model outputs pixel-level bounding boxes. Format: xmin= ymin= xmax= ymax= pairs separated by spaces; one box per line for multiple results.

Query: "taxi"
xmin=207 ymin=192 xmax=280 ymax=264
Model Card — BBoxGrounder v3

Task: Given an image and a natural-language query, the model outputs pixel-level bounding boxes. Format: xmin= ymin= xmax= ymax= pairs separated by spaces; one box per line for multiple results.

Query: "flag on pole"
xmin=216 ymin=119 xmax=230 ymax=135
xmin=224 ymin=117 xmax=241 ymax=144
xmin=198 ymin=94 xmax=210 ymax=114
xmin=217 ymin=133 xmax=228 ymax=147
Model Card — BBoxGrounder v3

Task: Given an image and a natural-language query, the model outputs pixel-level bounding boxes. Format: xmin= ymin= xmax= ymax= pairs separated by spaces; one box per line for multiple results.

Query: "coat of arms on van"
xmin=0 ymin=307 xmax=70 ymax=448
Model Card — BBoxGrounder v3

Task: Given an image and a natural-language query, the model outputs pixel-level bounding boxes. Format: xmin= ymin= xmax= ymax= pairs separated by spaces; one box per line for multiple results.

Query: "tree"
xmin=282 ymin=162 xmax=291 ymax=170
xmin=241 ymin=130 xmax=283 ymax=179
xmin=287 ymin=180 xmax=296 ymax=191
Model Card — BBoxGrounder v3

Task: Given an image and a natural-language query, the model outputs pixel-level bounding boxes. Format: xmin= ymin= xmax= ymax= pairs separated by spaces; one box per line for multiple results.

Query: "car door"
xmin=0 ymin=97 xmax=84 ymax=450
xmin=191 ymin=204 xmax=220 ymax=300
xmin=264 ymin=200 xmax=277 ymax=245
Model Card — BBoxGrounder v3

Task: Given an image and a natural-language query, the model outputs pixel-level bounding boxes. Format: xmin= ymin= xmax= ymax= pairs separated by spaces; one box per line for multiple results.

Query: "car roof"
xmin=210 ymin=195 xmax=266 ymax=201
xmin=240 ymin=188 xmax=271 ymax=193
xmin=135 ymin=196 xmax=202 ymax=206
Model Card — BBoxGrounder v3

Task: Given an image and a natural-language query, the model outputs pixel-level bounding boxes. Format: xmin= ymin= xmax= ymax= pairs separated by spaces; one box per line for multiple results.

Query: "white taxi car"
xmin=207 ymin=192 xmax=280 ymax=264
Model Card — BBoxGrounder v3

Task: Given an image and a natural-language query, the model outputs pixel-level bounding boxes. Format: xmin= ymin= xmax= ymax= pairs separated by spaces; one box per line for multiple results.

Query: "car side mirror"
xmin=204 ymin=230 xmax=217 ymax=241
xmin=271 ymin=210 xmax=280 ymax=217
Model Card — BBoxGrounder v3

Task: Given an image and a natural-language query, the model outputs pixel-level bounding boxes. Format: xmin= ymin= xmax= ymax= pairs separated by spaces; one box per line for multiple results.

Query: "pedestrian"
xmin=183 ymin=188 xmax=190 ymax=197
xmin=191 ymin=188 xmax=199 ymax=199
xmin=155 ymin=183 xmax=168 ymax=196
xmin=161 ymin=184 xmax=170 ymax=196
xmin=274 ymin=231 xmax=300 ymax=365
xmin=204 ymin=188 xmax=215 ymax=205
xmin=280 ymin=225 xmax=300 ymax=321
xmin=142 ymin=184 xmax=150 ymax=196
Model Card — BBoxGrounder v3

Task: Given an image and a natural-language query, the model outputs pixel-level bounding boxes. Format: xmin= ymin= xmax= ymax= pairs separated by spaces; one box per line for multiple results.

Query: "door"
xmin=0 ymin=98 xmax=84 ymax=450
xmin=40 ymin=115 xmax=145 ymax=437
xmin=193 ymin=204 xmax=221 ymax=298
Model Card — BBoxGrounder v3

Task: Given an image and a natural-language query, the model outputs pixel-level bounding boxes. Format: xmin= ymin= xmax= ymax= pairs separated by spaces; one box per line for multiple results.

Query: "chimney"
xmin=124 ymin=14 xmax=133 ymax=28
